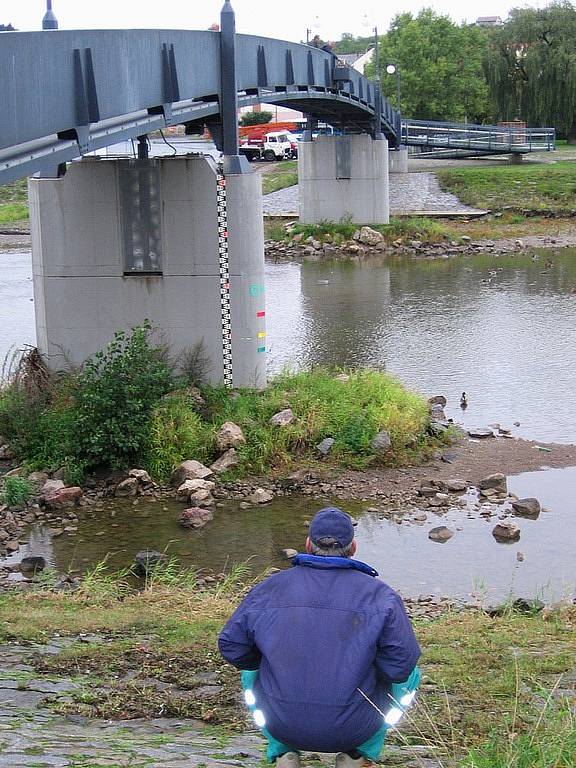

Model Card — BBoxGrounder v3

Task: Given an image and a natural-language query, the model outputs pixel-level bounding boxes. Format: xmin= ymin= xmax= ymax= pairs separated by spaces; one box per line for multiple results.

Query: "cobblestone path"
xmin=262 ymin=173 xmax=481 ymax=217
xmin=0 ymin=641 xmax=445 ymax=768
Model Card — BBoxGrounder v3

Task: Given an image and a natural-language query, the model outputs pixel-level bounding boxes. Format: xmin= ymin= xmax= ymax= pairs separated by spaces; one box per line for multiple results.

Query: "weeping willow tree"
xmin=486 ymin=1 xmax=576 ymax=141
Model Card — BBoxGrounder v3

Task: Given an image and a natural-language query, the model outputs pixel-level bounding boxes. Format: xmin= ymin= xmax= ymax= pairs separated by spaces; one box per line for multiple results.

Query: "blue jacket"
xmin=218 ymin=554 xmax=421 ymax=752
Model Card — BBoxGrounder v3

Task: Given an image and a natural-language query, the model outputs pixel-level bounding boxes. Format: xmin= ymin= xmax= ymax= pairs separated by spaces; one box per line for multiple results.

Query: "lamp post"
xmin=42 ymin=0 xmax=58 ymax=30
xmin=385 ymin=63 xmax=401 ymax=116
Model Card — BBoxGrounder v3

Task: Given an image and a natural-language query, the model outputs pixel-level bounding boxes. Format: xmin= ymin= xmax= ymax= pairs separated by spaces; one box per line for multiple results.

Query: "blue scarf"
xmin=292 ymin=553 xmax=378 ymax=577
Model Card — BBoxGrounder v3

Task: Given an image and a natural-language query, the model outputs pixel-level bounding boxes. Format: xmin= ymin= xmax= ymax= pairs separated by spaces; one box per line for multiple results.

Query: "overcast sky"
xmin=7 ymin=1 xmax=550 ymax=42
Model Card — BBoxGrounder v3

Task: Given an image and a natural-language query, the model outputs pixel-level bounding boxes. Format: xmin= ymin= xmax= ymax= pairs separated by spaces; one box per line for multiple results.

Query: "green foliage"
xmin=145 ymin=392 xmax=214 ymax=482
xmin=288 ymin=217 xmax=449 ymax=245
xmin=1 ymin=476 xmax=32 ymax=507
xmin=365 ymin=9 xmax=490 ymax=122
xmin=73 ymin=324 xmax=173 ymax=468
xmin=437 ymin=161 xmax=576 ymax=214
xmin=239 ymin=110 xmax=273 ymax=126
xmin=333 ymin=33 xmax=373 ymax=55
xmin=485 ymin=2 xmax=576 ymax=139
xmin=0 ymin=203 xmax=28 ymax=224
xmin=261 ymin=160 xmax=298 ymax=195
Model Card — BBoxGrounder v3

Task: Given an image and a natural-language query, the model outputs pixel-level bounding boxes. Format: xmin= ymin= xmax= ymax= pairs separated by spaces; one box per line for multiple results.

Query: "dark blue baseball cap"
xmin=309 ymin=507 xmax=355 ymax=547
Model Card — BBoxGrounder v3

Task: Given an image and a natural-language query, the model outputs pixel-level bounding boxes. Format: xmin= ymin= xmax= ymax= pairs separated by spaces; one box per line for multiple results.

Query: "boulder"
xmin=269 ymin=408 xmax=294 ymax=427
xmin=282 ymin=548 xmax=298 ymax=560
xmin=479 ymin=473 xmax=507 ymax=493
xmin=371 ymin=430 xmax=392 ymax=454
xmin=28 ymin=471 xmax=49 ymax=486
xmin=492 ymin=521 xmax=521 ymax=542
xmin=41 ymin=479 xmax=65 ymax=497
xmin=316 ymin=438 xmax=335 ymax=456
xmin=428 ymin=526 xmax=454 ymax=543
xmin=179 ymin=507 xmax=214 ymax=530
xmin=210 ymin=448 xmax=239 ymax=474
xmin=249 ymin=488 xmax=274 ymax=504
xmin=357 ymin=226 xmax=384 ymax=247
xmin=128 ymin=469 xmax=153 ymax=485
xmin=19 ymin=556 xmax=46 ymax=577
xmin=170 ymin=460 xmax=213 ymax=486
xmin=0 ymin=444 xmax=14 ymax=461
xmin=176 ymin=478 xmax=216 ymax=499
xmin=133 ymin=550 xmax=168 ymax=576
xmin=189 ymin=488 xmax=215 ymax=507
xmin=446 ymin=478 xmax=468 ymax=493
xmin=115 ymin=477 xmax=139 ymax=497
xmin=428 ymin=395 xmax=447 ymax=407
xmin=215 ymin=422 xmax=245 ymax=452
xmin=429 ymin=404 xmax=446 ymax=421
xmin=511 ymin=498 xmax=541 ymax=518
xmin=44 ymin=487 xmax=83 ymax=509
xmin=468 ymin=428 xmax=494 ymax=439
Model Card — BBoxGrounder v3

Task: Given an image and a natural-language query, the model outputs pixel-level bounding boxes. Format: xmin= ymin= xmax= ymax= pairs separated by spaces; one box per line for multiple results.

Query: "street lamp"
xmin=42 ymin=0 xmax=58 ymax=30
xmin=385 ymin=63 xmax=401 ymax=116
xmin=306 ymin=14 xmax=321 ymax=45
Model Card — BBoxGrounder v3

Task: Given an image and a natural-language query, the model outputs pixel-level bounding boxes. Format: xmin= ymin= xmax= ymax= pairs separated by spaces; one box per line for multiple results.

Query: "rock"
xmin=511 ymin=498 xmax=541 ymax=518
xmin=479 ymin=473 xmax=507 ymax=493
xmin=429 ymin=404 xmax=446 ymax=421
xmin=428 ymin=526 xmax=454 ymax=543
xmin=210 ymin=448 xmax=239 ymax=474
xmin=282 ymin=548 xmax=298 ymax=560
xmin=412 ymin=511 xmax=428 ymax=522
xmin=357 ymin=226 xmax=384 ymax=247
xmin=128 ymin=469 xmax=153 ymax=485
xmin=170 ymin=460 xmax=213 ymax=486
xmin=492 ymin=521 xmax=521 ymax=541
xmin=178 ymin=507 xmax=214 ymax=530
xmin=5 ymin=539 xmax=19 ymax=552
xmin=189 ymin=488 xmax=215 ymax=507
xmin=44 ymin=487 xmax=83 ymax=509
xmin=41 ymin=479 xmax=65 ymax=496
xmin=115 ymin=477 xmax=139 ymax=497
xmin=269 ymin=408 xmax=294 ymax=427
xmin=0 ymin=444 xmax=14 ymax=461
xmin=428 ymin=395 xmax=447 ymax=407
xmin=446 ymin=478 xmax=467 ymax=493
xmin=133 ymin=550 xmax=168 ymax=576
xmin=19 ymin=556 xmax=46 ymax=576
xmin=215 ymin=421 xmax=245 ymax=451
xmin=429 ymin=421 xmax=448 ymax=437
xmin=511 ymin=597 xmax=544 ymax=614
xmin=316 ymin=438 xmax=335 ymax=456
xmin=418 ymin=486 xmax=439 ymax=498
xmin=516 ymin=551 xmax=524 ymax=562
xmin=176 ymin=478 xmax=216 ymax=499
xmin=371 ymin=430 xmax=392 ymax=453
xmin=468 ymin=428 xmax=494 ymax=439
xmin=28 ymin=471 xmax=49 ymax=486
xmin=249 ymin=488 xmax=274 ymax=504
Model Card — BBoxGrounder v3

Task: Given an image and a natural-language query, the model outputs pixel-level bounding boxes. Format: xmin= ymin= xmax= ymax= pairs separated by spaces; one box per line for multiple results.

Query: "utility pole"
xmin=42 ymin=0 xmax=58 ymax=30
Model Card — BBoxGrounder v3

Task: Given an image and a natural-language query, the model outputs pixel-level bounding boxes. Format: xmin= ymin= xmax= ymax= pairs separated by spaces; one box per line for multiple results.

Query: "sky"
xmin=5 ymin=0 xmax=553 ymax=42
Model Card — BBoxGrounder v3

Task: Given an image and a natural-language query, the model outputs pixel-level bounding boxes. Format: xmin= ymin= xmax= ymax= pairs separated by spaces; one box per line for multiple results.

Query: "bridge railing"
xmin=402 ymin=119 xmax=555 ymax=153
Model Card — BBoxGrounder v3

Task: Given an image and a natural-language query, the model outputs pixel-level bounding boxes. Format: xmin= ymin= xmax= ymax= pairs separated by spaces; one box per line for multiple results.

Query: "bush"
xmin=239 ymin=110 xmax=273 ymax=126
xmin=73 ymin=324 xmax=173 ymax=469
xmin=1 ymin=476 xmax=32 ymax=507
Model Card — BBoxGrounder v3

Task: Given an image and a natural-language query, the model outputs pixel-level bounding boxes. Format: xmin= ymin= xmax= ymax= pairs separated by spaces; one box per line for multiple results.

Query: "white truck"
xmin=239 ymin=131 xmax=296 ymax=161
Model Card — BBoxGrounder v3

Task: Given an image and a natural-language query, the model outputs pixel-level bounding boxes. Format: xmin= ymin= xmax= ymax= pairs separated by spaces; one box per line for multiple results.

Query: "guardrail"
xmin=402 ymin=119 xmax=555 ymax=154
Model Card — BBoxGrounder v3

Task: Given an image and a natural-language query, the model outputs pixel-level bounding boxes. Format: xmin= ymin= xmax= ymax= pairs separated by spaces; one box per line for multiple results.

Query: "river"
xmin=1 ymin=245 xmax=575 ymax=600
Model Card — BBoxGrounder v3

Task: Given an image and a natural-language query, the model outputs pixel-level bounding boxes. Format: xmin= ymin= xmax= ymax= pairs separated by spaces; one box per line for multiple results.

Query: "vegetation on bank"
xmin=0 ymin=570 xmax=573 ymax=767
xmin=437 ymin=161 xmax=576 ymax=216
xmin=0 ymin=325 xmax=434 ymax=483
xmin=0 ymin=178 xmax=28 ymax=225
xmin=261 ymin=159 xmax=298 ymax=195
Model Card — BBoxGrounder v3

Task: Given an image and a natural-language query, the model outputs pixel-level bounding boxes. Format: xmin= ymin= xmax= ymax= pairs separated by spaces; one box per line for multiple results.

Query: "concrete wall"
xmin=389 ymin=148 xmax=409 ymax=174
xmin=298 ymin=134 xmax=389 ymax=224
xmin=29 ymin=155 xmax=266 ymax=388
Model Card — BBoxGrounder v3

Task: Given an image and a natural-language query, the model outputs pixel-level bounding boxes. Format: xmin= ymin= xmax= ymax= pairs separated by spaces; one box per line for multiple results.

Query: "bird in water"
xmin=460 ymin=392 xmax=468 ymax=409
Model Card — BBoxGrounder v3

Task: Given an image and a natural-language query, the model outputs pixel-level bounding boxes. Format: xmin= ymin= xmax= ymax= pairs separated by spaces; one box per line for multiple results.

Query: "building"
xmin=475 ymin=16 xmax=503 ymax=27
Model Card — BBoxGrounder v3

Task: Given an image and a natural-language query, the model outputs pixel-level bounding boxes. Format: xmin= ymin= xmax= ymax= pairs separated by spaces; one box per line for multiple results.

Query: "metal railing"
xmin=402 ymin=119 xmax=555 ymax=154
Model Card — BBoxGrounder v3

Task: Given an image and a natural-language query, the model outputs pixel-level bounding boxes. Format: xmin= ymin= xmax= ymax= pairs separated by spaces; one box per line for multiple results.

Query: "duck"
xmin=460 ymin=392 xmax=468 ymax=409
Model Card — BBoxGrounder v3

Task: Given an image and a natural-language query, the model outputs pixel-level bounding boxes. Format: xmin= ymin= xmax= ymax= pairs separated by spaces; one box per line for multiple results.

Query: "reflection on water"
xmin=13 ymin=467 xmax=576 ymax=601
xmin=0 ymin=250 xmax=35 ymax=363
xmin=267 ymin=251 xmax=576 ymax=443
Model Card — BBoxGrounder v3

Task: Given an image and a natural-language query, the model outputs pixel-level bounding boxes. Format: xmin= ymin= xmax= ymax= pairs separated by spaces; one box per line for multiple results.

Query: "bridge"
xmin=0 ymin=1 xmax=556 ymax=391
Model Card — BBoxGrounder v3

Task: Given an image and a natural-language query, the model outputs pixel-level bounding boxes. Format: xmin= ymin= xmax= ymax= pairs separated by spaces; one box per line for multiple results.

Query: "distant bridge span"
xmin=0 ymin=24 xmax=399 ymax=185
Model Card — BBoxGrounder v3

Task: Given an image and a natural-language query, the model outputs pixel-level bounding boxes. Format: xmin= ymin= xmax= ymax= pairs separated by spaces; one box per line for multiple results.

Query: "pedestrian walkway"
xmin=262 ymin=172 xmax=482 ymax=217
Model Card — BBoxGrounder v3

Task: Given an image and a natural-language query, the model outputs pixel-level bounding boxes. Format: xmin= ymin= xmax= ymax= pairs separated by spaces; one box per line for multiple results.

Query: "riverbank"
xmin=0 ymin=577 xmax=572 ymax=767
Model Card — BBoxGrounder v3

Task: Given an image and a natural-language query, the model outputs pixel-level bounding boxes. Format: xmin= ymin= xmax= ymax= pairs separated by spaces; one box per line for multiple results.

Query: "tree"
xmin=239 ymin=110 xmax=273 ymax=127
xmin=365 ymin=10 xmax=490 ymax=123
xmin=485 ymin=1 xmax=576 ymax=141
xmin=334 ymin=33 xmax=373 ymax=55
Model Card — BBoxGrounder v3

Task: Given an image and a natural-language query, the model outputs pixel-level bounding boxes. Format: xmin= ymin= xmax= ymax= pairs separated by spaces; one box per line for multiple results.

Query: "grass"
xmin=437 ymin=161 xmax=576 ymax=216
xmin=0 ymin=179 xmax=29 ymax=224
xmin=261 ymin=160 xmax=298 ymax=195
xmin=0 ymin=572 xmax=573 ymax=762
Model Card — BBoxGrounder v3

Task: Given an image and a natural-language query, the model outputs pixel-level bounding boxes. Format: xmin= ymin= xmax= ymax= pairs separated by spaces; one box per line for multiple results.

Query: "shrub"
xmin=1 ymin=476 xmax=32 ymax=507
xmin=239 ymin=110 xmax=273 ymax=126
xmin=73 ymin=324 xmax=173 ymax=469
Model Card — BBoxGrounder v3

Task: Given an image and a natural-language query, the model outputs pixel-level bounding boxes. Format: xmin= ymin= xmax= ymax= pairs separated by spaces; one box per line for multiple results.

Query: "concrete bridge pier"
xmin=28 ymin=155 xmax=266 ymax=388
xmin=389 ymin=148 xmax=409 ymax=174
xmin=298 ymin=134 xmax=389 ymax=224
